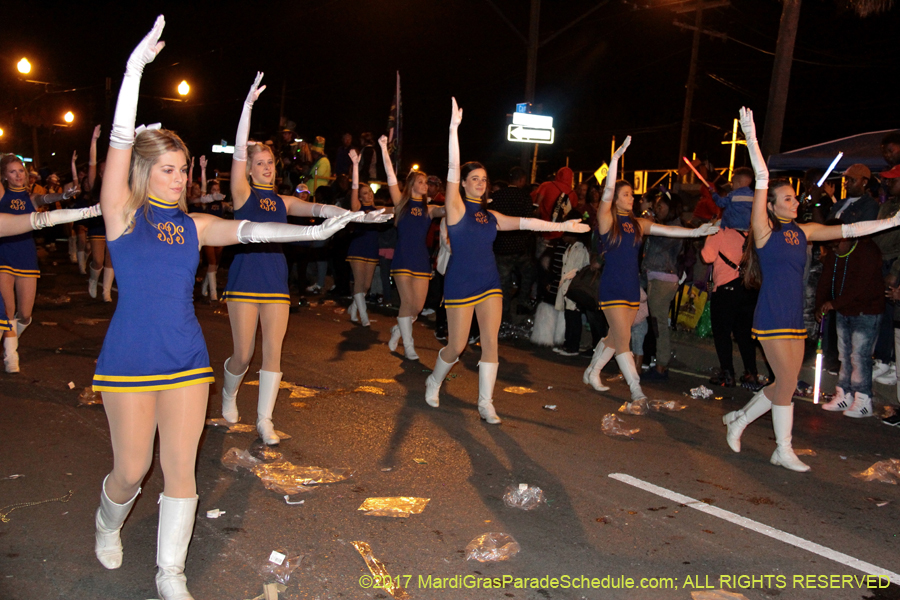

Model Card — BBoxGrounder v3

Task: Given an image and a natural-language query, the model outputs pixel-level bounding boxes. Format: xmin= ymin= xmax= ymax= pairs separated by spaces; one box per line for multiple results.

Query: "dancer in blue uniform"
xmin=424 ymin=98 xmax=590 ymax=424
xmin=376 ymin=136 xmax=446 ymax=360
xmin=219 ymin=72 xmax=389 ymax=446
xmin=89 ymin=21 xmax=357 ymax=600
xmin=724 ymin=107 xmax=900 ymax=472
xmin=73 ymin=125 xmax=104 ymax=276
xmin=84 ymin=124 xmax=116 ymax=302
xmin=345 ymin=147 xmax=388 ymax=327
xmin=198 ymin=156 xmax=226 ymax=302
xmin=0 ymin=155 xmax=79 ymax=372
xmin=0 ymin=195 xmax=101 ymax=370
xmin=582 ymin=137 xmax=717 ymax=407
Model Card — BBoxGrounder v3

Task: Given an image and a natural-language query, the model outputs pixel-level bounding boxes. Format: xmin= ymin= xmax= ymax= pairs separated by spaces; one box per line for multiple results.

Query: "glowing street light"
xmin=17 ymin=58 xmax=31 ymax=75
xmin=0 ymin=128 xmax=4 ymax=137
xmin=177 ymin=80 xmax=190 ymax=96
xmin=412 ymin=164 xmax=420 ymax=171
xmin=63 ymin=111 xmax=74 ymax=124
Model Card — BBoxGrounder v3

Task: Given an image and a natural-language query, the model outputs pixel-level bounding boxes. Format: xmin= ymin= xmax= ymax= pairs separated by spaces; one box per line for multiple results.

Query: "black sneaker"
xmin=643 ymin=368 xmax=669 ymax=381
xmin=882 ymin=413 xmax=900 ymax=427
xmin=434 ymin=329 xmax=448 ymax=342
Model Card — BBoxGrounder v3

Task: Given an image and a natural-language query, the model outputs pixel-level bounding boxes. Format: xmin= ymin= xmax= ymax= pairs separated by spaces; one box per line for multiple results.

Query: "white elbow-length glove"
xmin=312 ymin=204 xmax=392 ymax=224
xmin=110 ymin=16 xmax=166 ymax=150
xmin=601 ymin=136 xmax=631 ymax=202
xmin=842 ymin=212 xmax=900 ymax=238
xmin=31 ymin=204 xmax=102 ymax=230
xmin=378 ymin=135 xmax=398 ymax=187
xmin=33 ymin=187 xmax=79 ymax=206
xmin=349 ymin=149 xmax=360 ymax=190
xmin=739 ymin=107 xmax=768 ymax=190
xmin=236 ymin=211 xmax=360 ymax=243
xmin=447 ymin=97 xmax=462 ymax=184
xmin=234 ymin=72 xmax=266 ymax=162
xmin=519 ymin=218 xmax=591 ymax=233
xmin=648 ymin=222 xmax=720 ymax=238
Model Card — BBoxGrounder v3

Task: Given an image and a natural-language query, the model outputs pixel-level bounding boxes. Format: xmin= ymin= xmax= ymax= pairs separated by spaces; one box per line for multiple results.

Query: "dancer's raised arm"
xmin=231 ymin=72 xmax=265 ymax=211
xmin=597 ymin=135 xmax=631 ymax=235
xmin=378 ymin=135 xmax=402 ymax=205
xmin=444 ymin=97 xmax=464 ymax=225
xmin=740 ymin=108 xmax=772 ymax=248
xmin=87 ymin=125 xmax=101 ymax=190
xmin=102 ymin=15 xmax=166 ymax=239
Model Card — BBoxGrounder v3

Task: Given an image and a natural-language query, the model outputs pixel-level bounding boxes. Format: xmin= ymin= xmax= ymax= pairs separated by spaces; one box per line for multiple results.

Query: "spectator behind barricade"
xmin=574 ymin=182 xmax=597 ymax=224
xmin=427 ymin=175 xmax=445 ymax=205
xmin=828 ymin=164 xmax=878 ymax=223
xmin=587 ymin=184 xmax=601 ymax=218
xmin=277 ymin=124 xmax=299 ymax=188
xmin=882 ymin=130 xmax=900 ymax=167
xmin=701 ymin=226 xmax=761 ymax=389
xmin=331 ymin=174 xmax=351 ymax=209
xmin=800 ymin=167 xmax=832 ymax=224
xmin=492 ymin=166 xmax=537 ymax=323
xmin=630 ymin=288 xmax=649 ymax=373
xmin=334 ymin=133 xmax=353 ymax=176
xmin=711 ymin=166 xmax=754 ymax=230
xmin=642 ymin=192 xmax=685 ymax=381
xmin=554 ymin=218 xmax=592 ymax=356
xmin=816 ymin=218 xmax=884 ymax=419
xmin=28 ymin=170 xmax=45 ymax=196
xmin=531 ymin=233 xmax=568 ymax=348
xmin=532 ymin=166 xmax=577 ymax=253
xmin=359 ymin=132 xmax=380 ymax=183
xmin=875 ymin=164 xmax=900 ymax=384
xmin=306 ymin=136 xmax=331 ymax=194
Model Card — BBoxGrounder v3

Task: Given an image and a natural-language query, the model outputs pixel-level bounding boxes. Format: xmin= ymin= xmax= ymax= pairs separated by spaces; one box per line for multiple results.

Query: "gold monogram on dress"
xmin=475 ymin=211 xmax=489 ymax=224
xmin=411 ymin=207 xmax=423 ymax=217
xmin=622 ymin=221 xmax=634 ymax=233
xmin=10 ymin=199 xmax=27 ymax=211
xmin=157 ymin=222 xmax=185 ymax=245
xmin=260 ymin=197 xmax=278 ymax=212
xmin=784 ymin=230 xmax=800 ymax=246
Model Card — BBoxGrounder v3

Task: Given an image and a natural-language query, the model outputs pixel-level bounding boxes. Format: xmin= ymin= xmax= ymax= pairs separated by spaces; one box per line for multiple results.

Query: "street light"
xmin=412 ymin=164 xmax=420 ymax=171
xmin=17 ymin=58 xmax=31 ymax=75
xmin=63 ymin=111 xmax=74 ymax=124
xmin=177 ymin=80 xmax=190 ymax=96
xmin=0 ymin=128 xmax=4 ymax=137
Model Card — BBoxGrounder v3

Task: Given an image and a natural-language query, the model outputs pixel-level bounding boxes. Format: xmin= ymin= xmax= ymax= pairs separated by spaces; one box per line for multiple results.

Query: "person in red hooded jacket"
xmin=532 ymin=167 xmax=579 ymax=255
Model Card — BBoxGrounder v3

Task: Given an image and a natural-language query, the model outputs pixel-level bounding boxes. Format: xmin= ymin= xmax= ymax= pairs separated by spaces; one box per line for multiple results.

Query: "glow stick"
xmin=817 ymin=152 xmax=843 ymax=188
xmin=682 ymin=157 xmax=710 ymax=188
xmin=812 ymin=316 xmax=826 ymax=404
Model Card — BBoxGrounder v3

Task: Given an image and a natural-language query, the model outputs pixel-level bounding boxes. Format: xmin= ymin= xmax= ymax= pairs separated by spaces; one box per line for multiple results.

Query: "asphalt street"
xmin=1 ymin=249 xmax=898 ymax=600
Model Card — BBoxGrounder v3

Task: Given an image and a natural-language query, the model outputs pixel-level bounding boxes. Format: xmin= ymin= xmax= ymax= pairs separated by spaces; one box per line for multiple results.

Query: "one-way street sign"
xmin=507 ymin=124 xmax=555 ymax=144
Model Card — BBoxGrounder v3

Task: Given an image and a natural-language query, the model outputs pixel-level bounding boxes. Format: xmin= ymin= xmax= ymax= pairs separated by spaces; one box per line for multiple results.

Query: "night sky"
xmin=1 ymin=0 xmax=897 ymax=182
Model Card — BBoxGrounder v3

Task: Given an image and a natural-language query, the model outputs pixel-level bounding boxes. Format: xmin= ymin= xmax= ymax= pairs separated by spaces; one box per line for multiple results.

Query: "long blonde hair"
xmin=395 ymin=170 xmax=428 ymax=225
xmin=605 ymin=180 xmax=642 ymax=248
xmin=126 ymin=129 xmax=190 ymax=224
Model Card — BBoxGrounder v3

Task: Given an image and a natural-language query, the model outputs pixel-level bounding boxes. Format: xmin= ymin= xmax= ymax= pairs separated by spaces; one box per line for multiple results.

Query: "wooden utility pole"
xmin=761 ymin=0 xmax=802 ymax=158
xmin=522 ymin=0 xmax=540 ymax=174
xmin=677 ymin=1 xmax=704 ymax=169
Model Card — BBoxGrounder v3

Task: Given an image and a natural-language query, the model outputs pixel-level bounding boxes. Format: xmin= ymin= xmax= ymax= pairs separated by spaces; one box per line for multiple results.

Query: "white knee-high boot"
xmin=477 ymin=361 xmax=501 ymax=424
xmin=4 ymin=333 xmax=19 ymax=374
xmin=398 ymin=316 xmax=418 ymax=360
xmin=155 ymin=494 xmax=198 ymax=600
xmin=95 ymin=475 xmax=141 ymax=570
xmin=583 ymin=340 xmax=615 ymax=392
xmin=353 ymin=293 xmax=370 ymax=326
xmin=614 ymin=352 xmax=646 ymax=402
xmin=200 ymin=275 xmax=209 ymax=297
xmin=77 ymin=250 xmax=87 ymax=274
xmin=221 ymin=357 xmax=248 ymax=424
xmin=102 ymin=267 xmax=115 ymax=302
xmin=89 ymin=265 xmax=101 ymax=298
xmin=770 ymin=404 xmax=810 ymax=472
xmin=257 ymin=370 xmax=282 ymax=445
xmin=388 ymin=319 xmax=401 ymax=351
xmin=723 ymin=388 xmax=772 ymax=452
xmin=14 ymin=315 xmax=30 ymax=339
xmin=425 ymin=349 xmax=458 ymax=408
xmin=349 ymin=300 xmax=359 ymax=323
xmin=206 ymin=271 xmax=218 ymax=302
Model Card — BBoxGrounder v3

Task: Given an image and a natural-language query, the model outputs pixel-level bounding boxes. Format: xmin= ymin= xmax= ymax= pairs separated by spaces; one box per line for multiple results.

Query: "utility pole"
xmin=762 ymin=0 xmax=802 ymax=158
xmin=677 ymin=1 xmax=704 ymax=171
xmin=522 ymin=0 xmax=540 ymax=174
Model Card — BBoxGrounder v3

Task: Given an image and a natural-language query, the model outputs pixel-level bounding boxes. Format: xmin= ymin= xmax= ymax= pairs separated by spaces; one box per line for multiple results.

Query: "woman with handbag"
xmin=582 ymin=137 xmax=718 ymax=407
